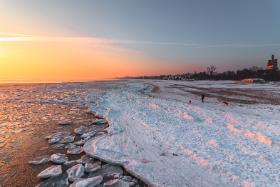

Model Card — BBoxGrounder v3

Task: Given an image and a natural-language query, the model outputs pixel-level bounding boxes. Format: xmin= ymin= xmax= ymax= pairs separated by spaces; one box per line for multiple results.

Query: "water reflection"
xmin=0 ymin=82 xmax=100 ymax=186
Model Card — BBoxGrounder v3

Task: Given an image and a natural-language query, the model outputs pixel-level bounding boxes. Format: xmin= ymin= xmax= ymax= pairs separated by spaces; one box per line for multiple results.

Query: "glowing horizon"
xmin=1 ymin=0 xmax=279 ymax=82
xmin=0 ymin=34 xmax=200 ymax=82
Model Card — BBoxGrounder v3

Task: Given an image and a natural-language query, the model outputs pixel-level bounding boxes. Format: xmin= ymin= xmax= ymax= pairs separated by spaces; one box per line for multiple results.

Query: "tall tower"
xmin=267 ymin=55 xmax=278 ymax=70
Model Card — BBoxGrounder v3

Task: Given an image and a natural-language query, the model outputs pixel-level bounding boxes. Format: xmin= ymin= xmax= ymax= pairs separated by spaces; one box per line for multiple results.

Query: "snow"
xmin=84 ymin=80 xmax=280 ymax=187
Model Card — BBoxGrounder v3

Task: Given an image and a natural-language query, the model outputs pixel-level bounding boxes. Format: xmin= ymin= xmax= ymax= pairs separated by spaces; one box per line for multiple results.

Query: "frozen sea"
xmin=1 ymin=80 xmax=280 ymax=187
xmin=84 ymin=80 xmax=280 ymax=187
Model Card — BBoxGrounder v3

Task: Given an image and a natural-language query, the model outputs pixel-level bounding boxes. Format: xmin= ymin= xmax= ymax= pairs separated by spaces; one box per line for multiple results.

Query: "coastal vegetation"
xmin=131 ymin=66 xmax=280 ymax=81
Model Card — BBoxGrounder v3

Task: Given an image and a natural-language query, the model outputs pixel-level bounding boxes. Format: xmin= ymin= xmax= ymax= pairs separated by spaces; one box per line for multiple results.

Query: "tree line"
xmin=130 ymin=66 xmax=280 ymax=81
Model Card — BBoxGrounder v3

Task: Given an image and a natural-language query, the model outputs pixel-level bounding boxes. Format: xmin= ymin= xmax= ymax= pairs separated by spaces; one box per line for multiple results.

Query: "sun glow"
xmin=0 ymin=35 xmax=157 ymax=82
xmin=0 ymin=33 xmax=32 ymax=42
xmin=0 ymin=37 xmax=31 ymax=42
xmin=0 ymin=34 xmax=197 ymax=82
xmin=0 ymin=37 xmax=30 ymax=42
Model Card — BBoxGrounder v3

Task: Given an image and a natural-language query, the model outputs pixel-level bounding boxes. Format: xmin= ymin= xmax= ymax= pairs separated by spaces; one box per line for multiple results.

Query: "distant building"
xmin=266 ymin=55 xmax=278 ymax=70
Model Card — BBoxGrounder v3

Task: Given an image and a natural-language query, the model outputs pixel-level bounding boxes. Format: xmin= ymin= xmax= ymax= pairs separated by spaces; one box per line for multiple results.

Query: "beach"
xmin=0 ymin=82 xmax=144 ymax=187
xmin=1 ymin=80 xmax=280 ymax=186
xmin=85 ymin=80 xmax=280 ymax=186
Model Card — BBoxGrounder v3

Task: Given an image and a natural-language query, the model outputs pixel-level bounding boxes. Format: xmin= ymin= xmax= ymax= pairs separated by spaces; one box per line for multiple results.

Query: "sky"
xmin=0 ymin=0 xmax=280 ymax=82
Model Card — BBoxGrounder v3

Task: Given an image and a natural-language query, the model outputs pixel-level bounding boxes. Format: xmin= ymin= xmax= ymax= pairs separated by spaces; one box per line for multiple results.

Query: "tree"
xmin=206 ymin=65 xmax=217 ymax=78
xmin=249 ymin=66 xmax=259 ymax=72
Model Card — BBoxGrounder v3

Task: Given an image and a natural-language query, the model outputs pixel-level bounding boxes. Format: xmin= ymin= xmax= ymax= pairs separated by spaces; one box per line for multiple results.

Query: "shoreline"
xmin=1 ymin=105 xmax=148 ymax=186
xmin=33 ymin=108 xmax=147 ymax=187
xmin=0 ymin=82 xmax=147 ymax=187
xmin=2 ymin=80 xmax=280 ymax=186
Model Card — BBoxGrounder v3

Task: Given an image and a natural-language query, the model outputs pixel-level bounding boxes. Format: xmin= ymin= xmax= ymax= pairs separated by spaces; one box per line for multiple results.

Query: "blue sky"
xmin=1 ymin=0 xmax=280 ymax=72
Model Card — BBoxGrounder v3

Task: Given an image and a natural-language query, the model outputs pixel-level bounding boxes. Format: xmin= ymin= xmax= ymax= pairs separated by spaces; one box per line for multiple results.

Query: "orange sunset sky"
xmin=0 ymin=1 xmax=199 ymax=83
xmin=0 ymin=35 xmax=190 ymax=82
xmin=1 ymin=32 xmax=199 ymax=82
xmin=1 ymin=0 xmax=279 ymax=82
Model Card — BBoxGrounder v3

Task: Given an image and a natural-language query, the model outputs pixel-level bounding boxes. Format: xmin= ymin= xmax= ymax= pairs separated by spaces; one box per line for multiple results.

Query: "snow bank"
xmin=84 ymin=80 xmax=280 ymax=187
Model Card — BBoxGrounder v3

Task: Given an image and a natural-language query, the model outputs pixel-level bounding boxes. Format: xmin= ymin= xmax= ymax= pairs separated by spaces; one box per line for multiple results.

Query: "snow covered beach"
xmin=1 ymin=80 xmax=280 ymax=186
xmin=84 ymin=80 xmax=280 ymax=187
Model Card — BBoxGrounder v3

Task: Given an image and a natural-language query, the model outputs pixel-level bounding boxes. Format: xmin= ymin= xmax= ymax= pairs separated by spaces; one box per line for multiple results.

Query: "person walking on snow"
xmin=201 ymin=94 xmax=205 ymax=103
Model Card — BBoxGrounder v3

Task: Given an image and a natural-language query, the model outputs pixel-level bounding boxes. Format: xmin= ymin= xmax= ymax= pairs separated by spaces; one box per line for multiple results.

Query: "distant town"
xmin=129 ymin=55 xmax=280 ymax=82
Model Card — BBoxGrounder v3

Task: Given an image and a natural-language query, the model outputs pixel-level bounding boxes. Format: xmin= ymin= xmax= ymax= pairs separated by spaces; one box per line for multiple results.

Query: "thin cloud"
xmin=1 ymin=33 xmax=280 ymax=48
xmin=0 ymin=32 xmax=32 ymax=37
xmin=111 ymin=39 xmax=280 ymax=48
xmin=0 ymin=32 xmax=32 ymax=42
xmin=0 ymin=37 xmax=31 ymax=42
xmin=196 ymin=43 xmax=280 ymax=48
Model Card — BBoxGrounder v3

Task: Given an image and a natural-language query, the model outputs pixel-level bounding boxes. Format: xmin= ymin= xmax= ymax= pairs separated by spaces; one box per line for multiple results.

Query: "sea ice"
xmin=84 ymin=80 xmax=280 ymax=187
